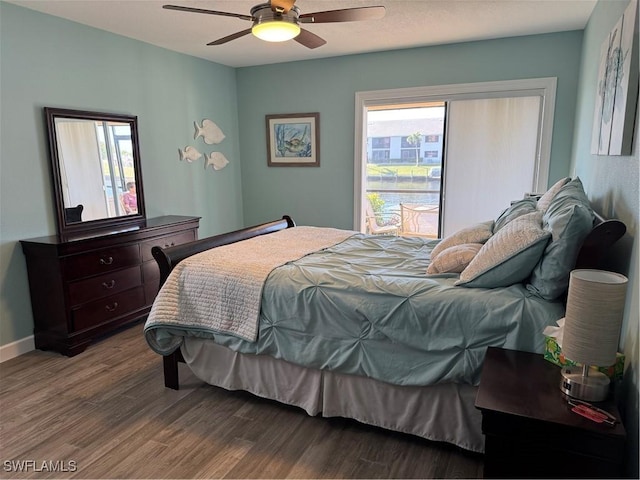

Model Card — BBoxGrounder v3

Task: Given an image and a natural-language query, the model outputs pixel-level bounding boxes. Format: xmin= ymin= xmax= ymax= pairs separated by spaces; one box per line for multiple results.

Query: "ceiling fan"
xmin=163 ymin=1 xmax=386 ymax=49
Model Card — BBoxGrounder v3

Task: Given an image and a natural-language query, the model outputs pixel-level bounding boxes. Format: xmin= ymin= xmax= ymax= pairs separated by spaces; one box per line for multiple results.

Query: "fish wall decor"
xmin=205 ymin=152 xmax=229 ymax=171
xmin=179 ymin=146 xmax=202 ymax=163
xmin=194 ymin=119 xmax=226 ymax=145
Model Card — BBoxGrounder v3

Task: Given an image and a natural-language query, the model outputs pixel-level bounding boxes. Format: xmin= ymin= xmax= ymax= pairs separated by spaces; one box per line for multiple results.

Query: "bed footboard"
xmin=152 ymin=215 xmax=295 ymax=390
xmin=163 ymin=350 xmax=184 ymax=390
xmin=152 ymin=215 xmax=295 ymax=288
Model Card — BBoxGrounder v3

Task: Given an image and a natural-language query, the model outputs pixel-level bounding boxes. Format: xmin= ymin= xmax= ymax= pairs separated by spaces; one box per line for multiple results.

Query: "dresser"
xmin=21 ymin=215 xmax=200 ymax=356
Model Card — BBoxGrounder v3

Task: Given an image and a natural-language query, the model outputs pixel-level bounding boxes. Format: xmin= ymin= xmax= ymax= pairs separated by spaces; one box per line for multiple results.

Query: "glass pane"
xmin=364 ymin=105 xmax=445 ymax=238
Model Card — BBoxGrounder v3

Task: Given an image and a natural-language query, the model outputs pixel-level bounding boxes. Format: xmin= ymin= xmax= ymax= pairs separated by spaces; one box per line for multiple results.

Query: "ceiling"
xmin=7 ymin=0 xmax=597 ymax=68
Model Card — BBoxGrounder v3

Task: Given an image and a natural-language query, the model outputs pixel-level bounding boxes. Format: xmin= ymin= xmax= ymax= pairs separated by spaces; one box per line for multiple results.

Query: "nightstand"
xmin=475 ymin=347 xmax=626 ymax=479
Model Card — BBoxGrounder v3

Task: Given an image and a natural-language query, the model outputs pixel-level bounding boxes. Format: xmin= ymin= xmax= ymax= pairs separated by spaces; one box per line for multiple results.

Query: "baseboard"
xmin=0 ymin=335 xmax=35 ymax=363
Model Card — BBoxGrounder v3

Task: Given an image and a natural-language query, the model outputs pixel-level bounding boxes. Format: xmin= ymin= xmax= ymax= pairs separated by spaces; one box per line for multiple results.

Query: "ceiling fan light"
xmin=252 ymin=19 xmax=300 ymax=42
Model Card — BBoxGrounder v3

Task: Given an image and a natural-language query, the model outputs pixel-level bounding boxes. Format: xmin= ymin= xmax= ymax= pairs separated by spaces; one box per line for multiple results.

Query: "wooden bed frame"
xmin=153 ymin=215 xmax=296 ymax=389
xmin=151 ymin=213 xmax=625 ymax=390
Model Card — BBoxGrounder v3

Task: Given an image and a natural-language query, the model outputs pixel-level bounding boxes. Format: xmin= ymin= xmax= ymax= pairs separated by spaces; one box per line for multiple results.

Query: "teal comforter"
xmin=145 ymin=233 xmax=565 ymax=387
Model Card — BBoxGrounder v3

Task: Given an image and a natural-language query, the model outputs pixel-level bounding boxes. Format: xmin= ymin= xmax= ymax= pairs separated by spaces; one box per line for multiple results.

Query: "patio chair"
xmin=365 ymin=200 xmax=400 ymax=236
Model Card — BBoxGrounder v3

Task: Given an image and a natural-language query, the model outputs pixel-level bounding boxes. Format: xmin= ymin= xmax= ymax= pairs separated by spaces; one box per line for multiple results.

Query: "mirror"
xmin=45 ymin=107 xmax=146 ymax=236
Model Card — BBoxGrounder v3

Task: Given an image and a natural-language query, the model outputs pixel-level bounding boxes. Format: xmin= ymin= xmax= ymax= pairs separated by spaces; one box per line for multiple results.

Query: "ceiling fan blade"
xmin=299 ymin=6 xmax=386 ymax=23
xmin=163 ymin=5 xmax=252 ymax=21
xmin=269 ymin=0 xmax=296 ymax=13
xmin=294 ymin=28 xmax=326 ymax=49
xmin=207 ymin=28 xmax=253 ymax=46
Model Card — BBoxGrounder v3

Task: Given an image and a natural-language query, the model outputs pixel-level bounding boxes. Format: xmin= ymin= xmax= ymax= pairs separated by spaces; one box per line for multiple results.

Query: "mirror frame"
xmin=44 ymin=107 xmax=146 ymax=237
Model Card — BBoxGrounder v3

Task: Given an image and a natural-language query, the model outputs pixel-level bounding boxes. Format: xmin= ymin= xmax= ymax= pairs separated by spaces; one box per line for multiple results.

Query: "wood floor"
xmin=0 ymin=323 xmax=484 ymax=479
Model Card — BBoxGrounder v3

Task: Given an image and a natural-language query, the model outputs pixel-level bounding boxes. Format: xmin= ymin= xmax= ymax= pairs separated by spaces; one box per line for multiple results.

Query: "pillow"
xmin=527 ymin=178 xmax=595 ymax=300
xmin=494 ymin=198 xmax=538 ymax=232
xmin=536 ymin=177 xmax=571 ymax=212
xmin=430 ymin=220 xmax=494 ymax=260
xmin=456 ymin=211 xmax=551 ymax=288
xmin=427 ymin=243 xmax=483 ymax=274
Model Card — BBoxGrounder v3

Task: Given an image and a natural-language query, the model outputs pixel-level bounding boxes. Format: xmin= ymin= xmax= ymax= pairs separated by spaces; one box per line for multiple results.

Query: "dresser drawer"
xmin=63 ymin=244 xmax=141 ymax=280
xmin=141 ymin=231 xmax=196 ymax=262
xmin=142 ymin=261 xmax=161 ymax=304
xmin=68 ymin=266 xmax=142 ymax=307
xmin=72 ymin=287 xmax=146 ymax=332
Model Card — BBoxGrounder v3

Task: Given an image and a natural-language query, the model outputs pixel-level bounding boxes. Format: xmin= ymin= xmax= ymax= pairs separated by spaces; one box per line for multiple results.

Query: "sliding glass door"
xmin=354 ymin=79 xmax=556 ymax=238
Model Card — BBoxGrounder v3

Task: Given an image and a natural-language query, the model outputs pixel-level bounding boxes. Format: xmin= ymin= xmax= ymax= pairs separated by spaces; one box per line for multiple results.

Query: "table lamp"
xmin=560 ymin=269 xmax=628 ymax=402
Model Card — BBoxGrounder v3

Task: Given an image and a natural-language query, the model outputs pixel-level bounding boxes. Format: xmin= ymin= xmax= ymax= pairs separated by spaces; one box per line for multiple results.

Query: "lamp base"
xmin=560 ymin=368 xmax=610 ymax=402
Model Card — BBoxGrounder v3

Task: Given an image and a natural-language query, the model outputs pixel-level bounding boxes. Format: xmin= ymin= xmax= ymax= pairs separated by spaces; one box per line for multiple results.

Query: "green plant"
xmin=367 ymin=192 xmax=385 ymax=213
xmin=365 ymin=192 xmax=399 ymax=227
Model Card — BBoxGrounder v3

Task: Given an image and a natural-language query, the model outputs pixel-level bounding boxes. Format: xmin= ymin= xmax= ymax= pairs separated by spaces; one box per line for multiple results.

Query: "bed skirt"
xmin=181 ymin=337 xmax=484 ymax=453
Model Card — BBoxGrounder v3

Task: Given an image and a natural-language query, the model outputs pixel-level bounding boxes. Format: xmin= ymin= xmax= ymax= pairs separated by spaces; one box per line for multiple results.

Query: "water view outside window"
xmin=365 ymin=105 xmax=445 ymax=238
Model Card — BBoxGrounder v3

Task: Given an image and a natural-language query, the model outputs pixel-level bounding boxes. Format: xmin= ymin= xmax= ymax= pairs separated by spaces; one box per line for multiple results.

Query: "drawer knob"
xmin=99 ymin=256 xmax=114 ymax=265
xmin=102 ymin=280 xmax=116 ymax=289
xmin=104 ymin=302 xmax=119 ymax=312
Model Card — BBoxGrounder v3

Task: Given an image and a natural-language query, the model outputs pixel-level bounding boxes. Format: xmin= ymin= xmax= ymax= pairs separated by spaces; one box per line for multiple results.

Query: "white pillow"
xmin=430 ymin=220 xmax=494 ymax=260
xmin=456 ymin=211 xmax=551 ymax=288
xmin=427 ymin=243 xmax=483 ymax=274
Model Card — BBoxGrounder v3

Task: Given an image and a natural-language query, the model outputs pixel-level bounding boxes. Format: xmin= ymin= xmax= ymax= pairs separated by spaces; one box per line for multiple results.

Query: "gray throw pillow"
xmin=527 ymin=177 xmax=595 ymax=300
xmin=494 ymin=198 xmax=538 ymax=232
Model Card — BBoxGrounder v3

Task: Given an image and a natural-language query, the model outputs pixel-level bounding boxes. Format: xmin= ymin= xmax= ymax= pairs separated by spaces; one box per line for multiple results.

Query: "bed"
xmin=144 ymin=177 xmax=625 ymax=453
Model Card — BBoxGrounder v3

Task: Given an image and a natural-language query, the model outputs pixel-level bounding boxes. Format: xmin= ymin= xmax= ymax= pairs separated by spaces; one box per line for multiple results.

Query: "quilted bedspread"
xmin=145 ymin=232 xmax=565 ymax=387
xmin=145 ymin=226 xmax=355 ymax=346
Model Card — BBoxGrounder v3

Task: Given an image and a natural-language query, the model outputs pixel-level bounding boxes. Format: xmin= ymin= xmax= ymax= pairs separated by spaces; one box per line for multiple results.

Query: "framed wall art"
xmin=266 ymin=113 xmax=320 ymax=166
xmin=591 ymin=0 xmax=638 ymax=155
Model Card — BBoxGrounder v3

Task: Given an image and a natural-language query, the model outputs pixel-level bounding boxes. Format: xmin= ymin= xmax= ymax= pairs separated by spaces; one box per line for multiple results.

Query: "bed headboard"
xmin=574 ymin=212 xmax=626 ymax=270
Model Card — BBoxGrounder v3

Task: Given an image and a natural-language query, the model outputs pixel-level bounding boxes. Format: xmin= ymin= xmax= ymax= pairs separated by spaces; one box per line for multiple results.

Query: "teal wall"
xmin=236 ymin=32 xmax=584 ymax=228
xmin=571 ymin=0 xmax=639 ymax=476
xmin=0 ymin=2 xmax=244 ymax=346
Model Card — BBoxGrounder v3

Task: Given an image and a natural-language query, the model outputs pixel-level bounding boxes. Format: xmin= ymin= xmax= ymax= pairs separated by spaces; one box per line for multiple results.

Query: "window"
xmin=370 ymin=136 xmax=391 ymax=163
xmin=354 ymin=78 xmax=557 ymax=235
xmin=363 ymin=104 xmax=446 ymax=238
xmin=372 ymin=137 xmax=390 ymax=148
xmin=401 ymin=136 xmax=422 ymax=148
xmin=400 ymin=149 xmax=416 ymax=160
xmin=371 ymin=150 xmax=390 ymax=162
